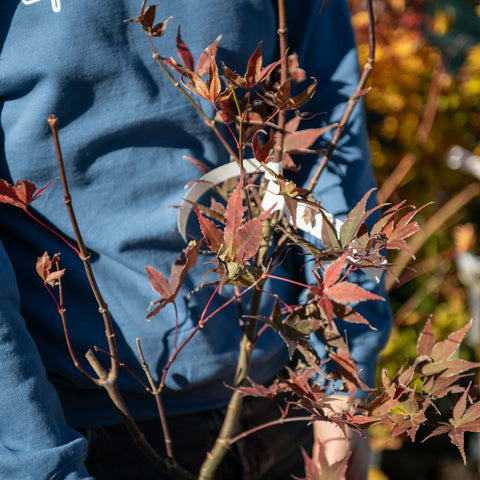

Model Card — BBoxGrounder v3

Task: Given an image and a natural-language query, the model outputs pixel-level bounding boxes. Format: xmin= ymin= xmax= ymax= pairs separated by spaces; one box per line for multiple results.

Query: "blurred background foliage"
xmin=347 ymin=0 xmax=480 ymax=369
xmin=347 ymin=0 xmax=480 ymax=477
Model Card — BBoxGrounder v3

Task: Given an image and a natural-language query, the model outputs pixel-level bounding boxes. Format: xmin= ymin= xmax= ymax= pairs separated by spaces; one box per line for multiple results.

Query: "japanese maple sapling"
xmin=2 ymin=1 xmax=480 ymax=479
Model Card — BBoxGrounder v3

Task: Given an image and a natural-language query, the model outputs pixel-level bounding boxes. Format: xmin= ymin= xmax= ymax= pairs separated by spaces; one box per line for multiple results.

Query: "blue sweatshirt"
xmin=0 ymin=1 xmax=391 ymax=478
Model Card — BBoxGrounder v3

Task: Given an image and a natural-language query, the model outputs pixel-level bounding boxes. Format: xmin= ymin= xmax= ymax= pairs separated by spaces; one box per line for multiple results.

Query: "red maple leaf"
xmin=222 ymin=42 xmax=281 ymax=90
xmin=415 ymin=318 xmax=480 ymax=378
xmin=146 ymin=240 xmax=202 ymax=319
xmin=164 ymin=28 xmax=222 ymax=78
xmin=423 ymin=385 xmax=480 ymax=464
xmin=0 ymin=178 xmax=53 ymax=210
xmin=278 ymin=116 xmax=336 ymax=171
xmin=311 ymin=253 xmax=383 ymax=328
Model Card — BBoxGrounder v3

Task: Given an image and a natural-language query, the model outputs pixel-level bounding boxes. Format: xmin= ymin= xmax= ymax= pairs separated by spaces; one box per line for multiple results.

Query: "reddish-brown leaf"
xmin=176 ymin=27 xmax=194 ymax=71
xmin=207 ymin=49 xmax=222 ymax=102
xmin=234 ymin=376 xmax=285 ymax=400
xmin=222 ymin=64 xmax=248 ymax=89
xmin=169 ymin=240 xmax=202 ymax=297
xmin=196 ymin=35 xmax=221 ymax=77
xmin=332 ymin=303 xmax=371 ymax=326
xmin=323 ymin=253 xmax=348 ymax=289
xmin=319 ymin=210 xmax=341 ymax=250
xmin=431 ymin=320 xmax=472 ymax=362
xmin=285 ymin=78 xmax=317 ymax=111
xmin=244 ymin=42 xmax=263 ymax=87
xmin=234 ymin=207 xmax=273 ymax=263
xmin=146 ymin=240 xmax=202 ymax=319
xmin=0 ymin=178 xmax=53 ymax=210
xmin=339 ymin=189 xmax=376 ymax=247
xmin=124 ymin=1 xmax=172 ymax=38
xmin=36 ymin=252 xmax=65 ymax=287
xmin=281 ymin=116 xmax=336 ymax=156
xmin=195 ymin=204 xmax=224 ymax=254
xmin=326 ymin=282 xmax=384 ymax=306
xmin=424 ymin=387 xmax=480 ymax=464
xmin=223 ymin=177 xmax=244 ymax=255
xmin=420 ymin=358 xmax=480 ymax=377
xmin=252 ymin=130 xmax=274 ymax=164
xmin=146 ymin=266 xmax=173 ymax=299
xmin=417 ymin=317 xmax=435 ymax=357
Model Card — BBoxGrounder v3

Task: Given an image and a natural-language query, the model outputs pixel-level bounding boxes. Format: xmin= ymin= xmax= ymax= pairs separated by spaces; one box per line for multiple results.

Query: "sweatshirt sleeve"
xmin=285 ymin=0 xmax=392 ymax=394
xmin=0 ymin=240 xmax=93 ymax=480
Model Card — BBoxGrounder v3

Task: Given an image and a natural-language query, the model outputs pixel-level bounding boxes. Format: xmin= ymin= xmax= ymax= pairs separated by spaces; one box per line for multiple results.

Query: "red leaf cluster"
xmin=195 ymin=174 xmax=272 ymax=286
xmin=222 ymin=42 xmax=281 ymax=90
xmin=124 ymin=1 xmax=172 ymax=38
xmin=36 ymin=252 xmax=65 ymax=287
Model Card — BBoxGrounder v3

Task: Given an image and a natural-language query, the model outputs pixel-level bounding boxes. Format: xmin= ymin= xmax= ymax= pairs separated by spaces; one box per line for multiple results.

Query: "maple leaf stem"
xmin=230 ymin=415 xmax=313 ymax=447
xmin=137 ymin=338 xmax=175 ymax=460
xmin=307 ymin=0 xmax=376 ymax=192
xmin=24 ymin=209 xmax=81 ymax=256
xmin=211 ymin=102 xmax=240 ymax=150
xmin=228 ymin=86 xmax=254 ymax=220
xmin=47 ymin=115 xmax=120 ymax=382
xmin=243 ymin=107 xmax=280 ymax=148
xmin=173 ymin=301 xmax=179 ymax=350
xmin=199 ymin=284 xmax=221 ymax=325
xmin=159 ymin=280 xmax=260 ymax=395
xmin=263 ymin=272 xmax=309 ymax=289
xmin=152 ymin=52 xmax=239 ymax=162
xmin=49 ymin=269 xmax=100 ymax=384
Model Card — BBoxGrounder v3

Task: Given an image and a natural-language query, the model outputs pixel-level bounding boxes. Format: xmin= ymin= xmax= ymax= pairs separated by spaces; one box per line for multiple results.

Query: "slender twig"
xmin=273 ymin=0 xmax=288 ymax=167
xmin=48 ymin=115 xmax=195 ymax=479
xmin=137 ymin=338 xmax=175 ymax=460
xmin=47 ymin=115 xmax=119 ymax=381
xmin=86 ymin=350 xmax=195 ymax=480
xmin=152 ymin=53 xmax=239 ymax=162
xmin=229 ymin=86 xmax=254 ymax=220
xmin=52 ymin=265 xmax=99 ymax=384
xmin=93 ymin=346 xmax=151 ymax=391
xmin=159 ymin=279 xmax=261 ymax=392
xmin=24 ymin=209 xmax=80 ymax=255
xmin=307 ymin=0 xmax=376 ymax=192
xmin=228 ymin=415 xmax=312 ymax=445
xmin=198 ymin=6 xmax=294 ymax=475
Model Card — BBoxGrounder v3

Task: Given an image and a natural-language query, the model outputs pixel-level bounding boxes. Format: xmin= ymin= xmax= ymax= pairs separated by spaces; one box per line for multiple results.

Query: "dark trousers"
xmin=82 ymin=396 xmax=313 ymax=480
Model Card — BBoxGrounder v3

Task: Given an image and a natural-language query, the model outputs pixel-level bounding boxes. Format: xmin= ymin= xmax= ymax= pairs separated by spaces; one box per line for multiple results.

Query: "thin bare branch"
xmin=307 ymin=0 xmax=376 ymax=191
xmin=48 ymin=115 xmax=119 ymax=381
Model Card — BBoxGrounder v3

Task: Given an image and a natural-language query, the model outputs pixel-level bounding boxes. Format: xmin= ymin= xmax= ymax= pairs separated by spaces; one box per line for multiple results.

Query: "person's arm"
xmin=0 ymin=240 xmax=93 ymax=479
